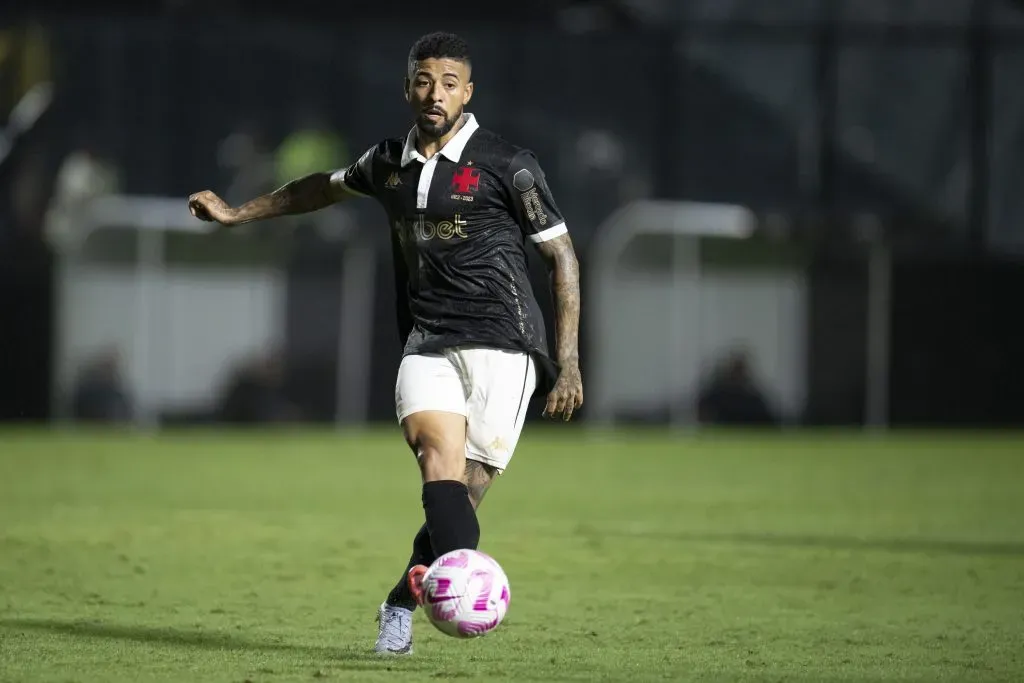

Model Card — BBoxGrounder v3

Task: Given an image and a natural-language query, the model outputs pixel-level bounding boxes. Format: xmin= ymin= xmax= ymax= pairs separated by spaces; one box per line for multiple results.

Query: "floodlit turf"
xmin=1 ymin=427 xmax=1022 ymax=682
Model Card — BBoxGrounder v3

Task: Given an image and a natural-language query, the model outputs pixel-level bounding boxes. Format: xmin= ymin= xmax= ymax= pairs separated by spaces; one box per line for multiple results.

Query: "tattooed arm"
xmin=188 ymin=173 xmax=352 ymax=226
xmin=502 ymin=148 xmax=583 ymax=419
xmin=189 ymin=145 xmax=378 ymax=226
xmin=535 ymin=233 xmax=584 ymax=421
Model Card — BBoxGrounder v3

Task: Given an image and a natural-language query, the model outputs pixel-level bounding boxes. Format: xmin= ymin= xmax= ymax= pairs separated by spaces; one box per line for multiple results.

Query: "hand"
xmin=188 ymin=190 xmax=238 ymax=225
xmin=544 ymin=364 xmax=583 ymax=422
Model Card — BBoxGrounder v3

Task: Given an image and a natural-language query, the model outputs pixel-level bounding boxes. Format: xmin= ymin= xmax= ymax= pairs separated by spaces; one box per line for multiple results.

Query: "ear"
xmin=403 ymin=77 xmax=411 ymax=103
xmin=463 ymin=81 xmax=474 ymax=106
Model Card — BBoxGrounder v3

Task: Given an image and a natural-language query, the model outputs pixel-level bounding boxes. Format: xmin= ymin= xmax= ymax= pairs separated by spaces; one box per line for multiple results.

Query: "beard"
xmin=416 ymin=106 xmax=462 ymax=139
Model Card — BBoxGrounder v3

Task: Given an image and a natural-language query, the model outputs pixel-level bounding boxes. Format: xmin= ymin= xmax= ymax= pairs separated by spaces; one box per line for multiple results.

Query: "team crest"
xmin=384 ymin=172 xmax=401 ymax=189
xmin=450 ymin=165 xmax=480 ymax=202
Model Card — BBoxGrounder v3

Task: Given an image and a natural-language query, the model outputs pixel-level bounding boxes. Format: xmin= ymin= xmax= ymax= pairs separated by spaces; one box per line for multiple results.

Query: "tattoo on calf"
xmin=464 ymin=459 xmax=497 ymax=507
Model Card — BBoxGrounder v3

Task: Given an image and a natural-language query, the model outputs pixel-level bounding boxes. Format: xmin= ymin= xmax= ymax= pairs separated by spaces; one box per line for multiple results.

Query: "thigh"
xmin=453 ymin=348 xmax=537 ymax=474
xmin=402 ymin=409 xmax=468 ymax=482
xmin=395 ymin=353 xmax=468 ymax=424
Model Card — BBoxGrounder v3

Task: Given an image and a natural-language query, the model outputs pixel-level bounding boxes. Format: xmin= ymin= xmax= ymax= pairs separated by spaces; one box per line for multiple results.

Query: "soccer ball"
xmin=421 ymin=549 xmax=511 ymax=638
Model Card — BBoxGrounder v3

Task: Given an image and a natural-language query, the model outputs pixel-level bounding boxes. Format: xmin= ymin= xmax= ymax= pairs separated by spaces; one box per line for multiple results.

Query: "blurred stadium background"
xmin=3 ymin=0 xmax=1024 ymax=431
xmin=3 ymin=2 xmax=1024 ymax=681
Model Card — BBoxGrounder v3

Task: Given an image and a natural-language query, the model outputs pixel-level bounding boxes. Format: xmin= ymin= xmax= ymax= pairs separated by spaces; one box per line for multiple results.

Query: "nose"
xmin=429 ymin=81 xmax=445 ymax=103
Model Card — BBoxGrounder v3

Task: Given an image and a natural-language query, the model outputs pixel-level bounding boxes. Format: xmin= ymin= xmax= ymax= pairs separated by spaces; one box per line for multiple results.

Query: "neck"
xmin=416 ymin=115 xmax=466 ymax=159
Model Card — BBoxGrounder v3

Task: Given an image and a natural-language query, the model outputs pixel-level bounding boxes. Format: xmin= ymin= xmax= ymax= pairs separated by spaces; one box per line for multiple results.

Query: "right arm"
xmin=189 ymin=173 xmax=349 ymax=226
xmin=189 ymin=146 xmax=376 ymax=226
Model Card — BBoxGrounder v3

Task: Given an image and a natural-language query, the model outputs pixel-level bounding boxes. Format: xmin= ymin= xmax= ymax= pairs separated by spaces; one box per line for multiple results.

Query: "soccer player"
xmin=187 ymin=31 xmax=582 ymax=655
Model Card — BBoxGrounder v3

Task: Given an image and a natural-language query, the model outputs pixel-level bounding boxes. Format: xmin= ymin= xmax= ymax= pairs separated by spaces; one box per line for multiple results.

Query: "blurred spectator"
xmin=275 ymin=104 xmax=347 ymax=189
xmin=697 ymin=348 xmax=779 ymax=426
xmin=71 ymin=348 xmax=133 ymax=423
xmin=50 ymin=132 xmax=120 ymax=206
xmin=273 ymin=104 xmax=351 ymax=240
xmin=217 ymin=350 xmax=301 ymax=424
xmin=217 ymin=120 xmax=276 ymax=207
xmin=43 ymin=130 xmax=120 ymax=248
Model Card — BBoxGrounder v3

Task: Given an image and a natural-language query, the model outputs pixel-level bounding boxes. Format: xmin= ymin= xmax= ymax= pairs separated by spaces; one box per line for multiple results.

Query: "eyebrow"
xmin=414 ymin=70 xmax=462 ymax=81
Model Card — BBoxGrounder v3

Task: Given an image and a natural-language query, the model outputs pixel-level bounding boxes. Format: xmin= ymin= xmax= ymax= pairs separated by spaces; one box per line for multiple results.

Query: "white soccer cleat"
xmin=374 ymin=602 xmax=414 ymax=655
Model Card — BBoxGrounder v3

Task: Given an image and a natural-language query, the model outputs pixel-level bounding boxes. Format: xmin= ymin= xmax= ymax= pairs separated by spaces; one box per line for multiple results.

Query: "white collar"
xmin=400 ymin=113 xmax=479 ymax=167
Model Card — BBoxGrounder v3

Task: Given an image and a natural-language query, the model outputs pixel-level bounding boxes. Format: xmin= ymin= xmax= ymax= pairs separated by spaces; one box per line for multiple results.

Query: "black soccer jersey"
xmin=333 ymin=113 xmax=567 ymax=385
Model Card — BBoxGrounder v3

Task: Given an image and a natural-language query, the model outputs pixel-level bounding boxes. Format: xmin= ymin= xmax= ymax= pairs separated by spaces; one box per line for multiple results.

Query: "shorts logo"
xmin=487 ymin=436 xmax=509 ymax=454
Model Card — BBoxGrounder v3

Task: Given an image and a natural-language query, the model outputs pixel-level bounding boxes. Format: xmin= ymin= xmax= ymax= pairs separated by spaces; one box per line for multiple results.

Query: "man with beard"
xmin=187 ymin=31 xmax=583 ymax=656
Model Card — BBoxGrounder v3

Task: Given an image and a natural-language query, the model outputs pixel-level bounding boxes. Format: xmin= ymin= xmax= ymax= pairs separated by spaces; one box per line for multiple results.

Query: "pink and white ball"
xmin=422 ymin=549 xmax=511 ymax=638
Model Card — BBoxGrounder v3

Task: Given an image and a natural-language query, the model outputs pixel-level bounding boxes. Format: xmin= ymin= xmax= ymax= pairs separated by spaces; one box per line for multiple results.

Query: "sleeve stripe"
xmin=339 ymin=182 xmax=370 ymax=197
xmin=329 ymin=168 xmax=370 ymax=197
xmin=529 ymin=221 xmax=568 ymax=243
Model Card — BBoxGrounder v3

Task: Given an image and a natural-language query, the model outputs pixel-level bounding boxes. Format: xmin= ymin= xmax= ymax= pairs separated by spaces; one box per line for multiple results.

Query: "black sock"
xmin=422 ymin=480 xmax=480 ymax=556
xmin=385 ymin=523 xmax=434 ymax=610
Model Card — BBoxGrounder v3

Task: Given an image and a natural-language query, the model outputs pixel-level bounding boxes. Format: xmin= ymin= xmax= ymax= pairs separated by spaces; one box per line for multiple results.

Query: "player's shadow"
xmin=0 ymin=618 xmax=380 ymax=666
xmin=585 ymin=529 xmax=1024 ymax=557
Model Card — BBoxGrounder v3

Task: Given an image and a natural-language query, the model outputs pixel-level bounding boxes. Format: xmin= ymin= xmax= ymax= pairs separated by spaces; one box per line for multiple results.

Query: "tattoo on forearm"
xmin=537 ymin=235 xmax=581 ymax=367
xmin=234 ymin=173 xmax=337 ymax=223
xmin=464 ymin=460 xmax=497 ymax=508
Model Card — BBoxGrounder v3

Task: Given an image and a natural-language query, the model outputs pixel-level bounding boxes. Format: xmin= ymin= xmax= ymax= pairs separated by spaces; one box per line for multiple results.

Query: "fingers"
xmin=188 ymin=200 xmax=208 ymax=220
xmin=188 ymin=194 xmax=210 ymax=221
xmin=544 ymin=386 xmax=570 ymax=420
xmin=555 ymin=391 xmax=571 ymax=422
xmin=188 ymin=191 xmax=219 ymax=222
xmin=543 ymin=391 xmax=560 ymax=419
xmin=561 ymin=386 xmax=583 ymax=421
xmin=544 ymin=383 xmax=584 ymax=421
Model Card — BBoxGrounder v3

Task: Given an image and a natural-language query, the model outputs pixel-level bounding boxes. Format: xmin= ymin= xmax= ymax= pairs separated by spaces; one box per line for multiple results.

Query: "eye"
xmin=444 ymin=82 xmax=458 ymax=90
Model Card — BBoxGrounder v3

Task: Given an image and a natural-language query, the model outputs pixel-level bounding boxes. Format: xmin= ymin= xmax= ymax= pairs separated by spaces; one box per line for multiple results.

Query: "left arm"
xmin=503 ymin=149 xmax=584 ymax=420
xmin=535 ymin=233 xmax=583 ymax=420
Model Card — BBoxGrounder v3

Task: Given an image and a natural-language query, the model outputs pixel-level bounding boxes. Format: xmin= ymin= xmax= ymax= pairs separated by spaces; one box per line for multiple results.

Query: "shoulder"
xmin=360 ymin=137 xmax=405 ymax=167
xmin=468 ymin=128 xmax=538 ymax=176
xmin=338 ymin=137 xmax=406 ymax=195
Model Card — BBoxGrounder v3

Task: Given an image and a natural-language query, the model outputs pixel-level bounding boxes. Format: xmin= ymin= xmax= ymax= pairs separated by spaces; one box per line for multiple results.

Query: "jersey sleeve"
xmin=330 ymin=145 xmax=377 ymax=198
xmin=502 ymin=150 xmax=568 ymax=244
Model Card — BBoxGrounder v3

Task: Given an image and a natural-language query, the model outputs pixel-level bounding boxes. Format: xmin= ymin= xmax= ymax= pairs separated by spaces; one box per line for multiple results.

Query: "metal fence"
xmin=5 ymin=6 xmax=1024 ymax=426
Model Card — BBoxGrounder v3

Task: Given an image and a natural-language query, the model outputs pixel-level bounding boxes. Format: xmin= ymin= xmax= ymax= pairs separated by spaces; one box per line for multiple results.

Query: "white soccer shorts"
xmin=395 ymin=347 xmax=537 ymax=473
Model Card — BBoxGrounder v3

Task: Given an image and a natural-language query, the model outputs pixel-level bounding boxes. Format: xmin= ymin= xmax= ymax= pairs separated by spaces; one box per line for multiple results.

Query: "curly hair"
xmin=407 ymin=32 xmax=472 ymax=75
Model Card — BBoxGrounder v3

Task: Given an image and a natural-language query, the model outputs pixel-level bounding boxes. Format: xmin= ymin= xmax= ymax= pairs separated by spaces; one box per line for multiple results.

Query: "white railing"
xmin=586 ymin=200 xmax=891 ymax=429
xmin=49 ymin=195 xmax=376 ymax=429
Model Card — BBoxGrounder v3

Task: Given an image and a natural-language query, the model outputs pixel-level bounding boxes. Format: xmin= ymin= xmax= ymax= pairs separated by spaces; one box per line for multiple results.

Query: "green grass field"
xmin=1 ymin=427 xmax=1022 ymax=682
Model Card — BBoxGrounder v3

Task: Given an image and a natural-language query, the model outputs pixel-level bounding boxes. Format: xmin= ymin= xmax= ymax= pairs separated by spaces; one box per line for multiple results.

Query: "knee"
xmin=402 ymin=411 xmax=467 ymax=482
xmin=412 ymin=435 xmax=464 ymax=482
